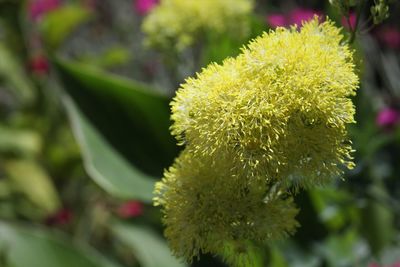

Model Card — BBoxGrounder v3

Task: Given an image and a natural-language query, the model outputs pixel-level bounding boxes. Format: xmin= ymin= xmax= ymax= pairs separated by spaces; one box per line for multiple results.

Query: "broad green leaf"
xmin=0 ymin=43 xmax=35 ymax=104
xmin=39 ymin=5 xmax=92 ymax=49
xmin=55 ymin=58 xmax=178 ymax=177
xmin=0 ymin=222 xmax=122 ymax=267
xmin=4 ymin=160 xmax=60 ymax=215
xmin=111 ymin=222 xmax=186 ymax=267
xmin=63 ymin=96 xmax=155 ymax=202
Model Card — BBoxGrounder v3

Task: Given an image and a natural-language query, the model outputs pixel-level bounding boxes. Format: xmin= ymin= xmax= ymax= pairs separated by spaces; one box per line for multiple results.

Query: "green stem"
xmin=348 ymin=0 xmax=366 ymax=44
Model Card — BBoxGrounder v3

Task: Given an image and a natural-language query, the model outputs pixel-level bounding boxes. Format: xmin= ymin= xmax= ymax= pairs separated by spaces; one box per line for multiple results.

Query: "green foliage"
xmin=39 ymin=5 xmax=93 ymax=49
xmin=63 ymin=96 xmax=155 ymax=202
xmin=0 ymin=222 xmax=122 ymax=267
xmin=55 ymin=59 xmax=178 ymax=176
xmin=111 ymin=222 xmax=187 ymax=267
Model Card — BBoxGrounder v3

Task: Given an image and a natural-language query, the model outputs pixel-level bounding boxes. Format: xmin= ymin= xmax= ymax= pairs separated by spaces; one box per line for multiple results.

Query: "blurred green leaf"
xmin=39 ymin=5 xmax=93 ymax=49
xmin=55 ymin=58 xmax=178 ymax=177
xmin=309 ymin=187 xmax=357 ymax=230
xmin=361 ymin=199 xmax=394 ymax=255
xmin=111 ymin=222 xmax=186 ymax=267
xmin=4 ymin=160 xmax=61 ymax=216
xmin=0 ymin=43 xmax=35 ymax=104
xmin=0 ymin=222 xmax=122 ymax=267
xmin=80 ymin=47 xmax=132 ymax=69
xmin=316 ymin=229 xmax=369 ymax=267
xmin=63 ymin=96 xmax=155 ymax=202
xmin=0 ymin=126 xmax=42 ymax=156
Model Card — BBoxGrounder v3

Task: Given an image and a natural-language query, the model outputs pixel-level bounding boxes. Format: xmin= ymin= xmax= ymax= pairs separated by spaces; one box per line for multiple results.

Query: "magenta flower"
xmin=288 ymin=8 xmax=323 ymax=26
xmin=29 ymin=55 xmax=50 ymax=75
xmin=376 ymin=107 xmax=400 ymax=129
xmin=28 ymin=0 xmax=61 ymax=21
xmin=134 ymin=0 xmax=158 ymax=16
xmin=267 ymin=8 xmax=322 ymax=28
xmin=341 ymin=12 xmax=357 ymax=30
xmin=117 ymin=201 xmax=144 ymax=218
xmin=266 ymin=13 xmax=287 ymax=28
xmin=376 ymin=26 xmax=400 ymax=49
xmin=45 ymin=208 xmax=73 ymax=226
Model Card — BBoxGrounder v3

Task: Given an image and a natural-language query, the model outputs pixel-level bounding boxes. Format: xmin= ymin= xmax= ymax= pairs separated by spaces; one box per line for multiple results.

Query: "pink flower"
xmin=117 ymin=201 xmax=144 ymax=218
xmin=134 ymin=0 xmax=158 ymax=16
xmin=28 ymin=0 xmax=61 ymax=21
xmin=376 ymin=26 xmax=400 ymax=50
xmin=288 ymin=8 xmax=323 ymax=26
xmin=266 ymin=13 xmax=287 ymax=28
xmin=341 ymin=13 xmax=357 ymax=30
xmin=29 ymin=55 xmax=50 ymax=75
xmin=376 ymin=107 xmax=400 ymax=129
xmin=45 ymin=208 xmax=73 ymax=226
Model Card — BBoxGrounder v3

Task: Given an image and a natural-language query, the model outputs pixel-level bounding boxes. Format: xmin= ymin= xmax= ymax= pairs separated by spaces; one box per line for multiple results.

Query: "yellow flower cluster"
xmin=155 ymin=18 xmax=359 ymax=266
xmin=142 ymin=0 xmax=253 ymax=51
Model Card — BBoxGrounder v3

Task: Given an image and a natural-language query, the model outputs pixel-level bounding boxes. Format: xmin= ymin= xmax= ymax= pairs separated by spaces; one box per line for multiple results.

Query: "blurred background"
xmin=0 ymin=0 xmax=399 ymax=266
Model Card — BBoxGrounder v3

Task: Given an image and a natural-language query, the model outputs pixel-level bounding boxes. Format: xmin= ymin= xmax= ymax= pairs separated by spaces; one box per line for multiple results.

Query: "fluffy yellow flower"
xmin=142 ymin=0 xmax=253 ymax=50
xmin=154 ymin=150 xmax=299 ymax=265
xmin=155 ymin=18 xmax=359 ymax=266
xmin=171 ymin=18 xmax=359 ymax=188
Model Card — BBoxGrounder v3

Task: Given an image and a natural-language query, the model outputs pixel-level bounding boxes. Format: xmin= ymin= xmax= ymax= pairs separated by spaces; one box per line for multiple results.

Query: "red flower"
xmin=134 ymin=0 xmax=158 ymax=16
xmin=376 ymin=107 xmax=400 ymax=130
xmin=29 ymin=55 xmax=50 ymax=75
xmin=288 ymin=8 xmax=323 ymax=26
xmin=341 ymin=12 xmax=356 ymax=30
xmin=28 ymin=0 xmax=61 ymax=21
xmin=266 ymin=13 xmax=286 ymax=28
xmin=376 ymin=26 xmax=400 ymax=50
xmin=266 ymin=8 xmax=323 ymax=29
xmin=117 ymin=201 xmax=144 ymax=218
xmin=45 ymin=208 xmax=73 ymax=226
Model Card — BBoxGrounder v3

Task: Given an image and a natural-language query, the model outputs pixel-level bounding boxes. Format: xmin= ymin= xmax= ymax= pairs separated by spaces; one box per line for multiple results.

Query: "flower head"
xmin=134 ymin=0 xmax=158 ymax=16
xmin=375 ymin=26 xmax=400 ymax=50
xmin=341 ymin=12 xmax=356 ymax=30
xmin=117 ymin=201 xmax=144 ymax=218
xmin=142 ymin=0 xmax=253 ymax=50
xmin=28 ymin=0 xmax=61 ymax=21
xmin=155 ymin=151 xmax=298 ymax=264
xmin=45 ymin=208 xmax=73 ymax=226
xmin=376 ymin=107 xmax=400 ymax=129
xmin=171 ymin=18 xmax=358 ymax=188
xmin=288 ymin=8 xmax=323 ymax=26
xmin=267 ymin=8 xmax=323 ymax=29
xmin=156 ymin=18 xmax=358 ymax=266
xmin=29 ymin=55 xmax=50 ymax=75
xmin=266 ymin=13 xmax=286 ymax=28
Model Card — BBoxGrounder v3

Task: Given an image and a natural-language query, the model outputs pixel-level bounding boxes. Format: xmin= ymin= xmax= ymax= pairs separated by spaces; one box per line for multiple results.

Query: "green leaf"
xmin=0 ymin=125 xmax=42 ymax=156
xmin=316 ymin=229 xmax=369 ymax=267
xmin=4 ymin=160 xmax=61 ymax=215
xmin=111 ymin=222 xmax=186 ymax=267
xmin=63 ymin=96 xmax=155 ymax=202
xmin=361 ymin=199 xmax=394 ymax=255
xmin=0 ymin=43 xmax=35 ymax=104
xmin=0 ymin=222 xmax=122 ymax=267
xmin=55 ymin=58 xmax=178 ymax=177
xmin=39 ymin=5 xmax=93 ymax=49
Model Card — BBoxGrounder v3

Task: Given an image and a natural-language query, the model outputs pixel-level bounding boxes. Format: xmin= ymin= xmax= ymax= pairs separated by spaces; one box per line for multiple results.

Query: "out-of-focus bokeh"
xmin=0 ymin=0 xmax=399 ymax=266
